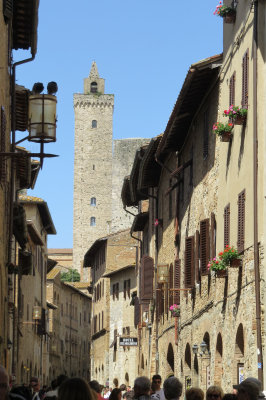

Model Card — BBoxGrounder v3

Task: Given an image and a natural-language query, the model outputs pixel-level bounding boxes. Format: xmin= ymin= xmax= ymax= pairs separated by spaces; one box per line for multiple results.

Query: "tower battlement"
xmin=73 ymin=94 xmax=114 ymax=109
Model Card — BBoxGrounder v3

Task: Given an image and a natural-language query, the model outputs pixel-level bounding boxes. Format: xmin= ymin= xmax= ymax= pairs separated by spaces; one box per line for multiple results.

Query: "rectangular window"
xmin=242 ymin=51 xmax=249 ymax=108
xmin=113 ymin=284 xmax=115 ymax=301
xmin=173 ymin=259 xmax=181 ymax=305
xmin=229 ymin=72 xmax=236 ymax=107
xmin=185 ymin=237 xmax=195 ymax=288
xmin=124 ymin=280 xmax=127 ymax=299
xmin=224 ymin=204 xmax=230 ymax=248
xmin=237 ymin=190 xmax=245 ymax=253
xmin=116 ymin=282 xmax=119 ymax=300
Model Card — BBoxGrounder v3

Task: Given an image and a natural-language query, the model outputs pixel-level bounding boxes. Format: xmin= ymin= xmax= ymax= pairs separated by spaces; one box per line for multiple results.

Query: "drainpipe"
xmin=252 ymin=0 xmax=263 ymax=384
xmin=10 ymin=55 xmax=35 ymax=378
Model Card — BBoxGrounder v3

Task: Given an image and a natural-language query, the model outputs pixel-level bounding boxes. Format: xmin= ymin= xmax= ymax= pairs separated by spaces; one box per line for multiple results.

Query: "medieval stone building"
xmin=73 ymin=63 xmax=149 ymax=278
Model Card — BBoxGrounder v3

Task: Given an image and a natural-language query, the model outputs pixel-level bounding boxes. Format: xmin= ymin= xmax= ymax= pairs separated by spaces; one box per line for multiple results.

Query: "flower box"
xmin=169 ymin=304 xmax=180 ymax=318
xmin=216 ymin=269 xmax=227 ymax=278
xmin=220 ymin=131 xmax=232 ymax=142
xmin=224 ymin=10 xmax=236 ymax=23
xmin=224 ymin=106 xmax=247 ymax=125
xmin=230 ymin=258 xmax=241 ymax=268
xmin=234 ymin=115 xmax=246 ymax=125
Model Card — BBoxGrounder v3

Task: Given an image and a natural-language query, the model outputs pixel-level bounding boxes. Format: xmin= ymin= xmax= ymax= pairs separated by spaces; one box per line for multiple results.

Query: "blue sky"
xmin=14 ymin=0 xmax=223 ymax=249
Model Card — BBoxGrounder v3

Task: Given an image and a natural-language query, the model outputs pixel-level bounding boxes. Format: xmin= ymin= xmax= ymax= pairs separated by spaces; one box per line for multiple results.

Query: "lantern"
xmin=157 ymin=264 xmax=169 ymax=283
xmin=28 ymin=94 xmax=57 ymax=142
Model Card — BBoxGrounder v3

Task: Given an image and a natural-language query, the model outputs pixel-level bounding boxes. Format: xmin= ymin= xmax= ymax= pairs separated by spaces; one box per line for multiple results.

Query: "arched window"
xmin=90 ymin=217 xmax=96 ymax=226
xmin=92 ymin=120 xmax=97 ymax=128
xmin=91 ymin=82 xmax=97 ymax=93
xmin=91 ymin=197 xmax=96 ymax=206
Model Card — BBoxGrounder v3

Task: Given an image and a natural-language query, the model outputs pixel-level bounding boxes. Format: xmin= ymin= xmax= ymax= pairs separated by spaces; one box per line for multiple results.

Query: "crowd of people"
xmin=0 ymin=366 xmax=264 ymax=400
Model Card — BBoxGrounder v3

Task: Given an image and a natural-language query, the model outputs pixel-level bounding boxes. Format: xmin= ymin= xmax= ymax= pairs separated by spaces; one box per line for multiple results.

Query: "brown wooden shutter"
xmin=229 ymin=72 xmax=236 ymax=107
xmin=200 ymin=219 xmax=210 ymax=275
xmin=141 ymin=256 xmax=154 ymax=301
xmin=0 ymin=106 xmax=7 ymax=183
xmin=169 ymin=263 xmax=173 ymax=304
xmin=224 ymin=204 xmax=230 ymax=248
xmin=173 ymin=259 xmax=181 ymax=305
xmin=195 ymin=230 xmax=200 ymax=283
xmin=210 ymin=212 xmax=216 ymax=260
xmin=134 ymin=297 xmax=140 ymax=328
xmin=185 ymin=236 xmax=195 ymax=288
xmin=242 ymin=51 xmax=249 ymax=108
xmin=3 ymin=0 xmax=13 ymax=21
xmin=165 ymin=283 xmax=169 ymax=316
xmin=237 ymin=190 xmax=245 ymax=253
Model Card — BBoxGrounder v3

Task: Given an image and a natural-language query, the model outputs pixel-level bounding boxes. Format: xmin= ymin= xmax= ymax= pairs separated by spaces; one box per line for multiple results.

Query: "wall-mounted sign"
xmin=119 ymin=337 xmax=138 ymax=346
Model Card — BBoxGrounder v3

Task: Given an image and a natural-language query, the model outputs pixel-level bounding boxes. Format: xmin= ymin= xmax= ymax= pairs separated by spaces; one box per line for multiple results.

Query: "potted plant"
xmin=224 ymin=105 xmax=247 ymax=125
xmin=169 ymin=304 xmax=180 ymax=318
xmin=208 ymin=257 xmax=227 ymax=277
xmin=214 ymin=2 xmax=236 ymax=23
xmin=218 ymin=245 xmax=241 ymax=267
xmin=213 ymin=122 xmax=234 ymax=142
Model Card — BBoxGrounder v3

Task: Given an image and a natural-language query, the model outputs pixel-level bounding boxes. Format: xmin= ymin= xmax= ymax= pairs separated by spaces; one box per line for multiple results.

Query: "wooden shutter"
xmin=169 ymin=263 xmax=173 ymax=304
xmin=0 ymin=106 xmax=7 ymax=183
xmin=224 ymin=204 xmax=230 ymax=248
xmin=229 ymin=72 xmax=236 ymax=107
xmin=195 ymin=230 xmax=200 ymax=283
xmin=116 ymin=283 xmax=119 ymax=299
xmin=200 ymin=219 xmax=210 ymax=275
xmin=185 ymin=236 xmax=195 ymax=288
xmin=3 ymin=0 xmax=13 ymax=21
xmin=134 ymin=297 xmax=140 ymax=328
xmin=165 ymin=283 xmax=169 ymax=316
xmin=127 ymin=279 xmax=131 ymax=298
xmin=242 ymin=51 xmax=249 ymax=108
xmin=141 ymin=256 xmax=154 ymax=301
xmin=173 ymin=259 xmax=181 ymax=305
xmin=237 ymin=190 xmax=245 ymax=253
xmin=210 ymin=212 xmax=216 ymax=260
xmin=124 ymin=280 xmax=127 ymax=299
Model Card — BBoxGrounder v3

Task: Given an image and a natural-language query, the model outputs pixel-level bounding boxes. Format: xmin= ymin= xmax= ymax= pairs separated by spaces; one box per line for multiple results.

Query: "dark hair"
xmin=152 ymin=375 xmax=162 ymax=382
xmin=206 ymin=386 xmax=224 ymax=400
xmin=109 ymin=388 xmax=122 ymax=400
xmin=186 ymin=388 xmax=204 ymax=400
xmin=57 ymin=375 xmax=68 ymax=387
xmin=10 ymin=386 xmax=32 ymax=400
xmin=89 ymin=380 xmax=101 ymax=394
xmin=58 ymin=378 xmax=97 ymax=400
xmin=163 ymin=377 xmax=182 ymax=400
xmin=222 ymin=395 xmax=237 ymax=400
xmin=120 ymin=385 xmax=127 ymax=391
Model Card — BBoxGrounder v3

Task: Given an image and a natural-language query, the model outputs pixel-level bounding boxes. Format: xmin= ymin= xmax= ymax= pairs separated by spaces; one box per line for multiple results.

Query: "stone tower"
xmin=73 ymin=62 xmax=114 ymax=274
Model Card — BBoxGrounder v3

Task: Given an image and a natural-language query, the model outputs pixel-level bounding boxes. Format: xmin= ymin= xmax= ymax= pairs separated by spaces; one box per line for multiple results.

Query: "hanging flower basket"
xmin=230 ymin=258 xmax=241 ymax=268
xmin=234 ymin=115 xmax=246 ymax=125
xmin=169 ymin=304 xmax=180 ymax=318
xmin=220 ymin=131 xmax=233 ymax=142
xmin=224 ymin=106 xmax=247 ymax=125
xmin=216 ymin=269 xmax=227 ymax=278
xmin=208 ymin=258 xmax=227 ymax=275
xmin=224 ymin=10 xmax=236 ymax=23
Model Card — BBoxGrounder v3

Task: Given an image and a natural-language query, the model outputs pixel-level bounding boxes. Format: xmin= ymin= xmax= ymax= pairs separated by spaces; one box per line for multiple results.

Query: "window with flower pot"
xmin=242 ymin=51 xmax=249 ymax=109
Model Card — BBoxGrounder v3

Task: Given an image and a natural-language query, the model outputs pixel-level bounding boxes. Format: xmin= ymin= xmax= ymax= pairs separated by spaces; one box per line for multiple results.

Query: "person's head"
xmin=57 ymin=375 xmax=68 ymax=388
xmin=186 ymin=388 xmax=204 ymax=400
xmin=89 ymin=380 xmax=101 ymax=394
xmin=30 ymin=377 xmax=40 ymax=392
xmin=133 ymin=377 xmax=151 ymax=398
xmin=152 ymin=375 xmax=162 ymax=391
xmin=109 ymin=388 xmax=122 ymax=400
xmin=0 ymin=366 xmax=9 ymax=400
xmin=163 ymin=377 xmax=182 ymax=400
xmin=51 ymin=380 xmax=57 ymax=390
xmin=222 ymin=395 xmax=237 ymax=400
xmin=206 ymin=386 xmax=224 ymax=400
xmin=123 ymin=390 xmax=134 ymax=400
xmin=120 ymin=385 xmax=127 ymax=392
xmin=10 ymin=385 xmax=32 ymax=400
xmin=234 ymin=381 xmax=259 ymax=400
xmin=233 ymin=378 xmax=262 ymax=399
xmin=58 ymin=378 xmax=97 ymax=400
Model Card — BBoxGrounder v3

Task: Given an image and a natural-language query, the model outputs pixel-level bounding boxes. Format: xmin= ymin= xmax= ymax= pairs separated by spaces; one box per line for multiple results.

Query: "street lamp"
xmin=192 ymin=344 xmax=198 ymax=355
xmin=200 ymin=340 xmax=208 ymax=354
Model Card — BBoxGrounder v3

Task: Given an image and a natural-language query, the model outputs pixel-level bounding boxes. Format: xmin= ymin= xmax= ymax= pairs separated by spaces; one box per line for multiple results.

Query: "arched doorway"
xmin=167 ymin=343 xmax=175 ymax=373
xmin=184 ymin=343 xmax=192 ymax=389
xmin=233 ymin=324 xmax=244 ymax=384
xmin=214 ymin=333 xmax=223 ymax=386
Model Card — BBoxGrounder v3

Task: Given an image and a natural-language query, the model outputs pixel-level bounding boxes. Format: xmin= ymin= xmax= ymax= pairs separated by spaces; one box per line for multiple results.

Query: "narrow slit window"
xmin=90 ymin=217 xmax=96 ymax=226
xmin=90 ymin=197 xmax=96 ymax=206
xmin=92 ymin=120 xmax=97 ymax=128
xmin=91 ymin=82 xmax=98 ymax=93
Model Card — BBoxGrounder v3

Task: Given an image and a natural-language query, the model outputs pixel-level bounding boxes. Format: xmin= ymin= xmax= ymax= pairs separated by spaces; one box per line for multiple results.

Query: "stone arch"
xmin=125 ymin=372 xmax=129 ymax=384
xmin=233 ymin=324 xmax=245 ymax=384
xmin=167 ymin=343 xmax=175 ymax=373
xmin=203 ymin=332 xmax=210 ymax=352
xmin=214 ymin=333 xmax=223 ymax=386
xmin=184 ymin=343 xmax=192 ymax=386
xmin=91 ymin=82 xmax=98 ymax=93
xmin=141 ymin=354 xmax=144 ymax=370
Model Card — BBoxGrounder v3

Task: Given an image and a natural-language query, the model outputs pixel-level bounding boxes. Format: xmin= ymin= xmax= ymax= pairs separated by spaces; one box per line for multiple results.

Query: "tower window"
xmin=92 ymin=120 xmax=97 ymax=128
xmin=93 ymin=165 xmax=95 ymax=170
xmin=91 ymin=197 xmax=96 ymax=206
xmin=91 ymin=82 xmax=98 ymax=93
xmin=90 ymin=217 xmax=96 ymax=226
